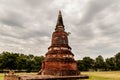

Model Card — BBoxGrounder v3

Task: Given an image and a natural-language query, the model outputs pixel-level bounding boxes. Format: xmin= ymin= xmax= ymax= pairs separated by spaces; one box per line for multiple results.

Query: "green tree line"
xmin=0 ymin=51 xmax=44 ymax=72
xmin=77 ymin=52 xmax=120 ymax=71
xmin=0 ymin=51 xmax=120 ymax=72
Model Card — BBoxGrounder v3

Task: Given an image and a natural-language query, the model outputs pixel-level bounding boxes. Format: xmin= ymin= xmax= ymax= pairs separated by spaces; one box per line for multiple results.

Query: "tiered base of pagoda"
xmin=18 ymin=74 xmax=89 ymax=80
xmin=41 ymin=70 xmax=80 ymax=76
xmin=4 ymin=72 xmax=89 ymax=80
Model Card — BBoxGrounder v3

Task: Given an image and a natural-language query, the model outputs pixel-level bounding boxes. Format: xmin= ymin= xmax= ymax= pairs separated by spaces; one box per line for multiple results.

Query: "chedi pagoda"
xmin=40 ymin=11 xmax=80 ymax=76
xmin=4 ymin=11 xmax=88 ymax=80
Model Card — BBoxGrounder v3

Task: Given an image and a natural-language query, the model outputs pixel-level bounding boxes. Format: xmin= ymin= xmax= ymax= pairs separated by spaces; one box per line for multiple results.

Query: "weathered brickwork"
xmin=40 ymin=11 xmax=80 ymax=76
xmin=4 ymin=11 xmax=89 ymax=80
xmin=4 ymin=74 xmax=19 ymax=80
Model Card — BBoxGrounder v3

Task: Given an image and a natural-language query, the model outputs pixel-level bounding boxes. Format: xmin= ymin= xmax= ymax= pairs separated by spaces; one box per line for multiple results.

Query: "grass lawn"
xmin=82 ymin=71 xmax=120 ymax=80
xmin=0 ymin=73 xmax=4 ymax=80
xmin=1 ymin=71 xmax=120 ymax=80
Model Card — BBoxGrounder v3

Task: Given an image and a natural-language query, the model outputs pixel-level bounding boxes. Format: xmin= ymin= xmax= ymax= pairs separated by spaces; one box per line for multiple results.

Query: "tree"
xmin=95 ymin=55 xmax=105 ymax=71
xmin=82 ymin=57 xmax=94 ymax=71
xmin=77 ymin=60 xmax=86 ymax=71
xmin=77 ymin=57 xmax=94 ymax=71
xmin=115 ymin=52 xmax=120 ymax=70
xmin=34 ymin=56 xmax=44 ymax=71
xmin=26 ymin=59 xmax=35 ymax=72
xmin=105 ymin=57 xmax=116 ymax=70
xmin=16 ymin=55 xmax=27 ymax=70
xmin=0 ymin=52 xmax=19 ymax=69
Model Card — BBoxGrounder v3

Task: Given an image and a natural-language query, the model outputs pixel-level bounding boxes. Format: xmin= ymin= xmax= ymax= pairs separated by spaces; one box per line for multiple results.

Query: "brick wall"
xmin=4 ymin=74 xmax=19 ymax=80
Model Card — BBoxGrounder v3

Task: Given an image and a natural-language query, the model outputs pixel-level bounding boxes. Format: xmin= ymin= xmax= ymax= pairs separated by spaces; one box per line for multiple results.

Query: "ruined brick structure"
xmin=4 ymin=11 xmax=88 ymax=80
xmin=40 ymin=11 xmax=80 ymax=76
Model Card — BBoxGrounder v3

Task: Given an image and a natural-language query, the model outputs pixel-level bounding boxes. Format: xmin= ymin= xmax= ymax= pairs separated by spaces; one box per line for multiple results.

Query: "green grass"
xmin=81 ymin=71 xmax=120 ymax=80
xmin=1 ymin=71 xmax=120 ymax=80
xmin=0 ymin=73 xmax=4 ymax=80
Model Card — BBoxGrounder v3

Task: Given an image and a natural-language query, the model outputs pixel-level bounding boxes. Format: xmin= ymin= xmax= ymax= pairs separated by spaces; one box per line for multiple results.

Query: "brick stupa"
xmin=40 ymin=11 xmax=80 ymax=76
xmin=4 ymin=11 xmax=88 ymax=80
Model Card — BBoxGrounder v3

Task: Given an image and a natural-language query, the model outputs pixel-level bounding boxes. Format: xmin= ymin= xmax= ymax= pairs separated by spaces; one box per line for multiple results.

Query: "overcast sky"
xmin=0 ymin=0 xmax=120 ymax=60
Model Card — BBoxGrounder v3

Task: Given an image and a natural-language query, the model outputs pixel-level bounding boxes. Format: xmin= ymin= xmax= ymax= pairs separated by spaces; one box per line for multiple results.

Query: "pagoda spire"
xmin=56 ymin=10 xmax=64 ymax=27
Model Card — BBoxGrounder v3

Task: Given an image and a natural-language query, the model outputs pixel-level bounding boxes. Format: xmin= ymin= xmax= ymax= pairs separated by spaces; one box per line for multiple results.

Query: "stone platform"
xmin=18 ymin=74 xmax=89 ymax=80
xmin=4 ymin=73 xmax=89 ymax=80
